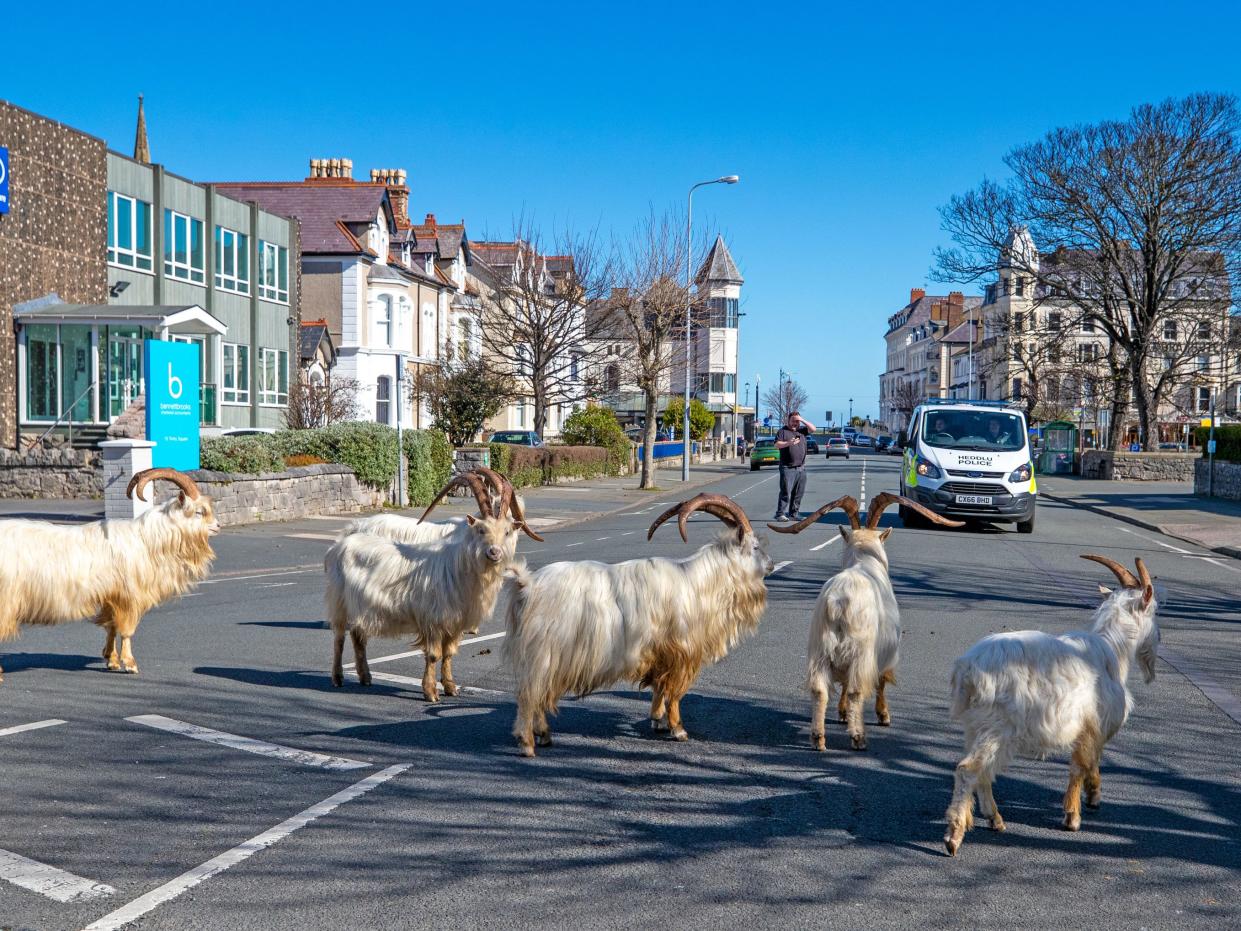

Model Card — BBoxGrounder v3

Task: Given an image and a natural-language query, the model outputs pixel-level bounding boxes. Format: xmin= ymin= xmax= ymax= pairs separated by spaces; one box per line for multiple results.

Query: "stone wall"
xmin=1081 ymin=450 xmax=1197 ymax=481
xmin=151 ymin=463 xmax=385 ymax=527
xmin=0 ymin=445 xmax=102 ymax=498
xmin=0 ymin=101 xmax=109 ymax=448
xmin=1195 ymin=459 xmax=1241 ymax=501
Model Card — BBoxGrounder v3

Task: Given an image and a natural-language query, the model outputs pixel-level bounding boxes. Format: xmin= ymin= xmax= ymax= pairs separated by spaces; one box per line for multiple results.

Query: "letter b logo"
xmin=167 ymin=362 xmax=183 ymax=400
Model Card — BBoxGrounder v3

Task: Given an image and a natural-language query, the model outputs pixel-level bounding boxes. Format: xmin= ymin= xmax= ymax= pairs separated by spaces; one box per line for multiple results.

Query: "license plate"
xmin=954 ymin=494 xmax=993 ymax=505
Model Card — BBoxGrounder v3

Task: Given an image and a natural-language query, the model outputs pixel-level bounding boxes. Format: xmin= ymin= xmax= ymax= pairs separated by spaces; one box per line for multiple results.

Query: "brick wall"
xmin=1081 ymin=450 xmax=1197 ymax=481
xmin=0 ymin=446 xmax=102 ymax=498
xmin=1195 ymin=459 xmax=1241 ymax=501
xmin=0 ymin=101 xmax=108 ymax=448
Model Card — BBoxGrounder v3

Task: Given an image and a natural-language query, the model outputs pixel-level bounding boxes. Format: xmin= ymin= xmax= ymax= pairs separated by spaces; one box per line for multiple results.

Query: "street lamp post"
xmin=683 ymin=175 xmax=739 ymax=482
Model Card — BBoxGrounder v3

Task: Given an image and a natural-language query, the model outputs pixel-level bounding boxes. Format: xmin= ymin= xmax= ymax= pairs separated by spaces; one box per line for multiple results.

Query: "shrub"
xmin=560 ymin=406 xmax=632 ymax=474
xmin=284 ymin=453 xmax=327 ymax=468
xmin=662 ymin=397 xmax=714 ymax=441
xmin=405 ymin=428 xmax=454 ymax=505
xmin=489 ymin=442 xmax=620 ymax=488
xmin=200 ymin=436 xmax=284 ymax=474
xmin=1195 ymin=424 xmax=1241 ymax=461
xmin=269 ymin=422 xmax=398 ymax=487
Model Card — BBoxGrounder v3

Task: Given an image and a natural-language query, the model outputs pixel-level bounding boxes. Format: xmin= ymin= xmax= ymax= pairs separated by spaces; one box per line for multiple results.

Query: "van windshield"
xmin=921 ymin=410 xmax=1026 ymax=452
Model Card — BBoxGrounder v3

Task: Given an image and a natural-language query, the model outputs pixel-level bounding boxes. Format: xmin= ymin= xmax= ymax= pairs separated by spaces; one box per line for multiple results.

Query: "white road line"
xmin=344 ymin=632 xmax=507 ymax=670
xmin=1117 ymin=527 xmax=1239 ymax=571
xmin=634 ymin=501 xmax=672 ymax=514
xmin=126 ymin=715 xmax=369 ymax=772
xmin=620 ymin=531 xmax=636 ymax=536
xmin=363 ymin=671 xmax=506 ymax=697
xmin=565 ymin=541 xmax=586 ymax=547
xmin=0 ymin=718 xmax=66 ymax=739
xmin=258 ymin=582 xmax=299 ymax=589
xmin=285 ymin=532 xmax=336 ymax=542
xmin=0 ymin=847 xmax=114 ymax=903
xmin=596 ymin=536 xmax=611 ymax=541
xmin=810 ymin=536 xmax=841 ymax=552
xmin=771 ymin=560 xmax=794 ymax=574
xmin=736 ymin=476 xmax=776 ymax=496
xmin=81 ymin=764 xmax=409 ymax=931
xmin=199 ymin=568 xmax=318 ymax=586
xmin=1159 ymin=647 xmax=1241 ymax=728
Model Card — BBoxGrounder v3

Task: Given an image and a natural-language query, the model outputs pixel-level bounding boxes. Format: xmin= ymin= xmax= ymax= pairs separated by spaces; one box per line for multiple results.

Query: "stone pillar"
xmin=100 ymin=439 xmax=156 ymax=519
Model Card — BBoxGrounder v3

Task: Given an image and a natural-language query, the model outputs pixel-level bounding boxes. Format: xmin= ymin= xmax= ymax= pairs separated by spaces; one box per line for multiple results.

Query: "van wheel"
xmin=750 ymin=462 xmax=760 ymax=471
xmin=1016 ymin=515 xmax=1035 ymax=534
xmin=899 ymin=504 xmax=922 ymax=528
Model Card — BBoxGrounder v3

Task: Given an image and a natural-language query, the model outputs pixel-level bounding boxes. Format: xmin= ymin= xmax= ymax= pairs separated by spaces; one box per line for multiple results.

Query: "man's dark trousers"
xmin=777 ymin=464 xmax=806 ymax=517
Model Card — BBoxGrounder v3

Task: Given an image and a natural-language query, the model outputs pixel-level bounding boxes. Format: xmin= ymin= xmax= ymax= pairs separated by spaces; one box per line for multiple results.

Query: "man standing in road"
xmin=774 ymin=410 xmax=816 ymax=521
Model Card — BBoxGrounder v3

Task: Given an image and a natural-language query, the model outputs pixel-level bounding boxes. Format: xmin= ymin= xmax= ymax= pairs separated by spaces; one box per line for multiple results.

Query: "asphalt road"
xmin=2 ymin=453 xmax=1239 ymax=930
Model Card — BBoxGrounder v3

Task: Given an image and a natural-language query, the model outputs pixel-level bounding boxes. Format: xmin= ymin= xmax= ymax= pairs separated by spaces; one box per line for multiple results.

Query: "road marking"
xmin=286 ymin=532 xmax=336 ymax=541
xmin=1159 ymin=647 xmax=1241 ymax=728
xmin=0 ymin=847 xmax=114 ymax=903
xmin=0 ymin=718 xmax=66 ymax=739
xmin=362 ymin=670 xmax=507 ymax=697
xmin=736 ymin=476 xmax=776 ymax=496
xmin=199 ymin=568 xmax=319 ymax=586
xmin=634 ymin=501 xmax=672 ymax=514
xmin=1117 ymin=527 xmax=1239 ymax=571
xmin=771 ymin=560 xmax=794 ymax=575
xmin=596 ymin=536 xmax=611 ymax=541
xmin=207 ymin=563 xmax=320 ymax=579
xmin=810 ymin=536 xmax=840 ymax=552
xmin=565 ymin=541 xmax=586 ymax=547
xmin=344 ymin=632 xmax=507 ymax=670
xmin=126 ymin=715 xmax=369 ymax=771
xmin=81 ymin=764 xmax=409 ymax=931
xmin=258 ymin=582 xmax=299 ymax=588
xmin=620 ymin=531 xmax=636 ymax=536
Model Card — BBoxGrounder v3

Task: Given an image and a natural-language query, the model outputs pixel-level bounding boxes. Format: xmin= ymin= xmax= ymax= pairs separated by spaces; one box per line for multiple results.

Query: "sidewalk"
xmin=0 ymin=497 xmax=104 ymax=523
xmin=1039 ymin=473 xmax=1241 ymax=559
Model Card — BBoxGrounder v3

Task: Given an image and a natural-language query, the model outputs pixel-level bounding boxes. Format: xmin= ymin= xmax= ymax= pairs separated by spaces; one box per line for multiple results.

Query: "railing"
xmin=24 ymin=381 xmax=99 ymax=449
xmin=200 ymin=383 xmax=218 ymax=426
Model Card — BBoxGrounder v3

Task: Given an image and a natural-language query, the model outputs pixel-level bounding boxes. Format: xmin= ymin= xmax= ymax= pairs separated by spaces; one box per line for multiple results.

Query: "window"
xmin=1197 ymin=320 xmax=1212 ymax=341
xmin=1012 ymin=342 xmax=1023 ymax=361
xmin=604 ymin=363 xmax=620 ymax=393
xmin=24 ymin=324 xmax=59 ymax=420
xmin=1012 ymin=377 xmax=1023 ymax=401
xmin=984 ymin=283 xmax=997 ymax=305
xmin=1048 ymin=312 xmax=1062 ymax=332
xmin=706 ymin=297 xmax=740 ymax=328
xmin=1197 ymin=387 xmax=1211 ymax=413
xmin=1014 ymin=312 xmax=1025 ymax=333
xmin=374 ymin=295 xmax=393 ymax=348
xmin=215 ymin=226 xmax=250 ymax=294
xmin=1015 ymin=276 xmax=1025 ymax=297
xmin=1198 ymin=355 xmax=1210 ymax=372
xmin=457 ymin=316 xmax=473 ymax=360
xmin=222 ymin=343 xmax=250 ymax=404
xmin=1163 ymin=320 xmax=1178 ymax=341
xmin=376 ymin=376 xmax=391 ymax=424
xmin=1081 ymin=318 xmax=1095 ymax=333
xmin=107 ymin=192 xmax=153 ymax=271
xmin=1163 ymin=355 xmax=1175 ymax=371
xmin=163 ymin=210 xmax=205 ymax=283
xmin=258 ymin=241 xmax=289 ymax=302
xmin=709 ymin=373 xmax=737 ymax=393
xmin=258 ymin=348 xmax=288 ymax=406
xmin=569 ymin=353 xmax=580 ymax=382
xmin=1001 ymin=277 xmax=1011 ymax=297
xmin=1077 ymin=343 xmax=1100 ymax=363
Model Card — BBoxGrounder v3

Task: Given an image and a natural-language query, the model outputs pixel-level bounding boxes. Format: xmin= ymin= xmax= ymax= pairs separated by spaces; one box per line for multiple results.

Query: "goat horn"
xmin=419 ymin=472 xmax=492 ymax=522
xmin=769 ymin=495 xmax=860 ymax=534
xmin=648 ymin=493 xmax=752 ymax=542
xmin=1135 ymin=557 xmax=1152 ymax=590
xmin=1081 ymin=554 xmax=1139 ymax=589
xmin=866 ymin=493 xmax=964 ymax=530
xmin=126 ymin=468 xmax=200 ymax=503
xmin=474 ymin=466 xmax=543 ymax=541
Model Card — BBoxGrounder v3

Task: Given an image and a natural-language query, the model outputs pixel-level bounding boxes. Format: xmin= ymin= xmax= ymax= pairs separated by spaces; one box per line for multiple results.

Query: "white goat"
xmin=942 ymin=554 xmax=1160 ymax=856
xmin=326 ymin=472 xmax=528 ymax=701
xmin=0 ymin=469 xmax=218 ymax=678
xmin=770 ymin=493 xmax=961 ymax=751
xmin=505 ymin=493 xmax=774 ymax=757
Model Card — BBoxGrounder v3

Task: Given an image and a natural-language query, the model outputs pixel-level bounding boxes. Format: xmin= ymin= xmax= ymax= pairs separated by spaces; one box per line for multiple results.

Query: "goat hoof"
xmin=423 ymin=691 xmax=439 ymax=703
xmin=358 ymin=674 xmax=372 ymax=687
xmin=811 ymin=733 xmax=826 ymax=751
xmin=850 ymin=736 xmax=867 ymax=751
xmin=106 ymin=660 xmax=122 ymax=672
xmin=1063 ymin=813 xmax=1081 ymax=832
xmin=518 ymin=742 xmax=536 ymax=758
xmin=671 ymin=727 xmax=689 ymax=742
xmin=944 ymin=836 xmax=960 ymax=857
xmin=1086 ymin=793 xmax=1102 ymax=809
xmin=330 ymin=673 xmax=343 ymax=688
xmin=651 ymin=719 xmax=670 ymax=733
xmin=876 ymin=715 xmax=891 ymax=727
xmin=989 ymin=815 xmax=1006 ymax=832
xmin=122 ymin=664 xmax=139 ymax=675
xmin=535 ymin=732 xmax=553 ymax=747
xmin=442 ymin=682 xmax=460 ymax=697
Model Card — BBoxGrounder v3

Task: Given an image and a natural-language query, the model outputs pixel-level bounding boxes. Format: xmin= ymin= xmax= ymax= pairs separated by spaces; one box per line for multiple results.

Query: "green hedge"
xmin=488 ymin=442 xmax=622 ymax=488
xmin=1195 ymin=424 xmax=1241 ymax=461
xmin=560 ymin=407 xmax=632 ymax=474
xmin=198 ymin=423 xmax=452 ymax=492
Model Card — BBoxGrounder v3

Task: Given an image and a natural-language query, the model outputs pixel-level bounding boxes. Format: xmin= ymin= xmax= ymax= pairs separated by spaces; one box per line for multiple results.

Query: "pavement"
xmin=2 ymin=453 xmax=1240 ymax=929
xmin=1039 ymin=473 xmax=1241 ymax=559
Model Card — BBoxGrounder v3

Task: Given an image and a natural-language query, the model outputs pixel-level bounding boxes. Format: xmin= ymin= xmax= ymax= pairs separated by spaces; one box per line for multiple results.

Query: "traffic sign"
xmin=0 ymin=146 xmax=9 ymax=214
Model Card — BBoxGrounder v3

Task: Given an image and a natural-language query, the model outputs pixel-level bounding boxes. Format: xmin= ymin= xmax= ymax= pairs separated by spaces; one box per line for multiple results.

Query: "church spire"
xmin=134 ymin=94 xmax=150 ymax=164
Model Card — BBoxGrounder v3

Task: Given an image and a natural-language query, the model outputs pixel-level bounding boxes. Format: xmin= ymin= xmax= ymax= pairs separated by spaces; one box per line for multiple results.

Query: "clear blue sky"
xmin=5 ymin=1 xmax=1241 ymax=425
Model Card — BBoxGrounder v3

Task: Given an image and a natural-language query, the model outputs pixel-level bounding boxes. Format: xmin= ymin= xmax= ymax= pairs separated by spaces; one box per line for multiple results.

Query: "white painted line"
xmin=596 ymin=536 xmax=611 ymax=541
xmin=810 ymin=536 xmax=841 ymax=552
xmin=565 ymin=541 xmax=586 ymax=547
xmin=301 ymin=515 xmax=355 ymax=521
xmin=258 ymin=582 xmax=299 ymax=588
xmin=1117 ymin=526 xmax=1193 ymax=554
xmin=771 ymin=560 xmax=794 ymax=575
xmin=81 ymin=764 xmax=409 ymax=931
xmin=1159 ymin=647 xmax=1241 ymax=728
xmin=350 ymin=671 xmax=508 ymax=698
xmin=126 ymin=715 xmax=369 ymax=772
xmin=620 ymin=531 xmax=636 ymax=536
xmin=736 ymin=476 xmax=776 ymax=496
xmin=0 ymin=847 xmax=114 ymax=903
xmin=0 ymin=718 xmax=66 ymax=739
xmin=344 ymin=632 xmax=507 ymax=671
xmin=199 ymin=568 xmax=318 ymax=586
xmin=1181 ymin=555 xmax=1241 ymax=574
xmin=286 ymin=532 xmax=336 ymax=542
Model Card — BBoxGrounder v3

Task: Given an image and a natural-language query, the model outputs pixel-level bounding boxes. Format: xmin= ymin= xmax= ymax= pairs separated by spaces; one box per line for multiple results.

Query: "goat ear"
xmin=1142 ymin=584 xmax=1154 ymax=607
xmin=880 ymin=527 xmax=893 ymax=542
xmin=1098 ymin=584 xmax=1112 ymax=595
xmin=465 ymin=514 xmax=478 ymax=526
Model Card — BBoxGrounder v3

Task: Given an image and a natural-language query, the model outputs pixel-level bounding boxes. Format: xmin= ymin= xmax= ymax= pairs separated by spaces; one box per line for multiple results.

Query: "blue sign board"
xmin=0 ymin=146 xmax=9 ymax=214
xmin=144 ymin=340 xmax=200 ymax=470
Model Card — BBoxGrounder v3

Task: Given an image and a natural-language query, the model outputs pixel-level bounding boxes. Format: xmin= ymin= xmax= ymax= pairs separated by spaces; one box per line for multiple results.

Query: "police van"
xmin=899 ymin=400 xmax=1036 ymax=533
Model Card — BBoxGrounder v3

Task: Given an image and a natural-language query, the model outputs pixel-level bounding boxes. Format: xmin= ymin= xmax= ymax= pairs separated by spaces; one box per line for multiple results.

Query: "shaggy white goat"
xmin=942 ymin=554 xmax=1160 ymax=856
xmin=326 ymin=472 xmax=528 ymax=701
xmin=770 ymin=493 xmax=961 ymax=751
xmin=0 ymin=468 xmax=218 ymax=679
xmin=504 ymin=493 xmax=774 ymax=757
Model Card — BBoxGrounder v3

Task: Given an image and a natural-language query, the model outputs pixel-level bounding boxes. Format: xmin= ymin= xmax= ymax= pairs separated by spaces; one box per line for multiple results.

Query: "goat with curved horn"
xmin=419 ymin=472 xmax=493 ymax=523
xmin=126 ymin=468 xmax=201 ymax=503
xmin=474 ymin=466 xmax=543 ymax=542
xmin=864 ymin=492 xmax=964 ymax=530
xmin=768 ymin=496 xmax=860 ymax=534
xmin=648 ymin=493 xmax=753 ymax=543
xmin=1080 ymin=554 xmax=1139 ymax=589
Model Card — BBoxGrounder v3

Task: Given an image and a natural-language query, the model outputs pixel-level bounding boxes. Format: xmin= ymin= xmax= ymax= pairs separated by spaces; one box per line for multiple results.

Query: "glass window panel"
xmin=60 ymin=325 xmax=93 ymax=422
xmin=26 ymin=324 xmax=59 ymax=420
xmin=116 ymin=196 xmax=132 ymax=250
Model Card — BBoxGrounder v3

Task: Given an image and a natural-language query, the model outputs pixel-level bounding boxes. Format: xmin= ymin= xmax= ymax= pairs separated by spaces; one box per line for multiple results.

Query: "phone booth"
xmin=1038 ymin=420 xmax=1078 ymax=474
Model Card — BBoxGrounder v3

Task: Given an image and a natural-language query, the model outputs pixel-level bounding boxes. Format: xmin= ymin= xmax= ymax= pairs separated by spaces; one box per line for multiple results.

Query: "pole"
xmin=682 ymin=187 xmax=695 ymax=482
xmin=395 ymin=355 xmax=405 ymax=508
xmin=1209 ymin=386 xmax=1217 ymax=497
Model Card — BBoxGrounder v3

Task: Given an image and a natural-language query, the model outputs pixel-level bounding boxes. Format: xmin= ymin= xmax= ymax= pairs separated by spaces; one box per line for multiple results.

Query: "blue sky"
xmin=5 ymin=1 xmax=1241 ymax=425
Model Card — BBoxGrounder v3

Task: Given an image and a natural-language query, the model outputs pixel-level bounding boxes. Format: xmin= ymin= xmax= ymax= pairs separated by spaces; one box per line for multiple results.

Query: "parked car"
xmin=221 ymin=427 xmax=277 ymax=437
xmin=750 ymin=439 xmax=780 ymax=471
xmin=824 ymin=436 xmax=851 ymax=459
xmin=885 ymin=439 xmax=904 ymax=455
xmin=805 ymin=435 xmax=820 ymax=454
xmin=1158 ymin=442 xmax=1188 ymax=451
xmin=875 ymin=435 xmax=893 ymax=452
xmin=490 ymin=430 xmax=543 ymax=447
xmin=853 ymin=434 xmax=874 ymax=448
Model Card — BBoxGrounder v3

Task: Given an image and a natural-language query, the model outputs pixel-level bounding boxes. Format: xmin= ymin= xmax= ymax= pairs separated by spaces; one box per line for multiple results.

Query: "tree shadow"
xmin=0 ymin=652 xmax=103 ymax=673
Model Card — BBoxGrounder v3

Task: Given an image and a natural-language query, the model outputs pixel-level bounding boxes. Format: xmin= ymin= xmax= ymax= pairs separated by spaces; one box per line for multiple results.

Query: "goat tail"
xmin=502 ymin=560 xmax=531 ymax=635
xmin=948 ymin=658 xmax=979 ymax=720
xmin=840 ymin=634 xmax=880 ymax=701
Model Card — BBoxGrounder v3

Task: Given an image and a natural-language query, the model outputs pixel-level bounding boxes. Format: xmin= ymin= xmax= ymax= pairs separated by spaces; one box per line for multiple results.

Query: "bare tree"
xmin=936 ymin=93 xmax=1241 ymax=449
xmin=888 ymin=380 xmax=921 ymax=431
xmin=285 ymin=374 xmax=361 ymax=429
xmin=763 ymin=378 xmax=808 ymax=425
xmin=477 ymin=223 xmax=614 ymax=439
xmin=414 ymin=358 xmax=514 ymax=447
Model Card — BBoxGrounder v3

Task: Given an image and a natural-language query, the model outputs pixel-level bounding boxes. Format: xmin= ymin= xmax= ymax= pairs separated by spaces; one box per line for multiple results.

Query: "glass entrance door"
xmin=107 ymin=328 xmax=145 ymax=419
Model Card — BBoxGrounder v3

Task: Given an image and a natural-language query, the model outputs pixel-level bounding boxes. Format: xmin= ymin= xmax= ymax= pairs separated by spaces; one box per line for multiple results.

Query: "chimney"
xmin=948 ymin=291 xmax=964 ymax=305
xmin=424 ymin=212 xmax=437 ymax=228
xmin=307 ymin=157 xmax=353 ymax=181
xmin=369 ymin=168 xmax=410 ymax=227
xmin=910 ymin=287 xmax=926 ymax=305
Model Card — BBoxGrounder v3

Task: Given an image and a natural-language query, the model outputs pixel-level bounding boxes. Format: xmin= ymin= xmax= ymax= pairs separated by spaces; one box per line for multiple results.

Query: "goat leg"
xmin=875 ymin=670 xmax=895 ymax=726
xmin=809 ymin=683 xmax=829 ymax=751
xmin=440 ymin=634 xmax=460 ymax=697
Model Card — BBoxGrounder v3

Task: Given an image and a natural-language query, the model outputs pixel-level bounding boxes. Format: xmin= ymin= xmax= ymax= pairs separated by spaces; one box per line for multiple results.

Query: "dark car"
xmin=490 ymin=430 xmax=543 ymax=447
xmin=805 ymin=435 xmax=820 ymax=454
xmin=874 ymin=435 xmax=893 ymax=452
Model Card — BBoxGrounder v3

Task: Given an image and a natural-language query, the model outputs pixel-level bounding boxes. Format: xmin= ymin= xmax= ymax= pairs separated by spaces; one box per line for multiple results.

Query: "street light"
xmin=683 ymin=175 xmax=740 ymax=482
